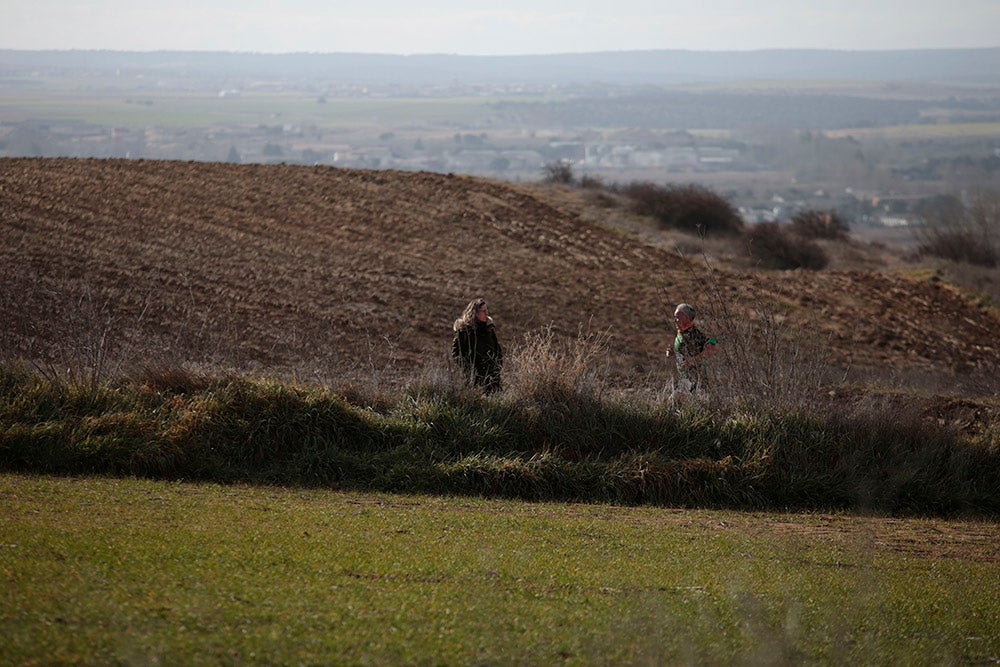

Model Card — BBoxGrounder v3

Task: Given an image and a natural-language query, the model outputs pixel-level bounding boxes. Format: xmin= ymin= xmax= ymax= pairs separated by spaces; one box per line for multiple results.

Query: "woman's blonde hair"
xmin=453 ymin=297 xmax=487 ymax=331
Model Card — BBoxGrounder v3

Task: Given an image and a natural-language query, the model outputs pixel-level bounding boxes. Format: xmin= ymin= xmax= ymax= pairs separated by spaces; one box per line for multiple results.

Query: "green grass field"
xmin=824 ymin=121 xmax=1000 ymax=140
xmin=2 ymin=473 xmax=997 ymax=665
xmin=0 ymin=88 xmax=547 ymax=129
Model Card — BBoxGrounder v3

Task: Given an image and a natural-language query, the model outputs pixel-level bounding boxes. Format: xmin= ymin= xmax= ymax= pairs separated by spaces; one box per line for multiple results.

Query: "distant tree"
xmin=490 ymin=157 xmax=510 ymax=171
xmin=541 ymin=160 xmax=574 ymax=185
xmin=262 ymin=143 xmax=283 ymax=157
xmin=226 ymin=146 xmax=241 ymax=163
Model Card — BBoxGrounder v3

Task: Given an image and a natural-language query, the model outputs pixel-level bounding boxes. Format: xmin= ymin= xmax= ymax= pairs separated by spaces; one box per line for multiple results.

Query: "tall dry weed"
xmin=504 ymin=323 xmax=613 ymax=405
xmin=709 ymin=287 xmax=841 ymax=412
xmin=22 ymin=284 xmax=152 ymax=392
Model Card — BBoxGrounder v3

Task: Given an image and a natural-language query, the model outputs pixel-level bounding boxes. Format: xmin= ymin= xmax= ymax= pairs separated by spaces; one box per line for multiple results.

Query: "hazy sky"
xmin=3 ymin=0 xmax=998 ymax=55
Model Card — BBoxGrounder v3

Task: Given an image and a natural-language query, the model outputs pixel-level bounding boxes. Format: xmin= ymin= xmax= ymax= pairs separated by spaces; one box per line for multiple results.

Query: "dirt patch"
xmin=758 ymin=514 xmax=1000 ymax=563
xmin=556 ymin=504 xmax=1000 ymax=563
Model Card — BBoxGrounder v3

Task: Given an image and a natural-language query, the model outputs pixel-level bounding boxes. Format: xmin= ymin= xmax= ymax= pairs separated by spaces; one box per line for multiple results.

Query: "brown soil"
xmin=738 ymin=513 xmax=1000 ymax=563
xmin=2 ymin=158 xmax=999 ymax=401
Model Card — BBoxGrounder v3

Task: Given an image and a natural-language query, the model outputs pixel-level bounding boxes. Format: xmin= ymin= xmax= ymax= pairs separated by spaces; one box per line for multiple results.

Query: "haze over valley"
xmin=3 ymin=48 xmax=1000 ymax=227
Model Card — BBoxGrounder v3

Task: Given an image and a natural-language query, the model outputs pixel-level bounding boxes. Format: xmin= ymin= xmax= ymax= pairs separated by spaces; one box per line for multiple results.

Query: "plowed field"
xmin=2 ymin=158 xmax=999 ymax=399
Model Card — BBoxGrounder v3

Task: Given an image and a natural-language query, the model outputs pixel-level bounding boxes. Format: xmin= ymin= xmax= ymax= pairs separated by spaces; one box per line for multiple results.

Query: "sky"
xmin=2 ymin=0 xmax=998 ymax=55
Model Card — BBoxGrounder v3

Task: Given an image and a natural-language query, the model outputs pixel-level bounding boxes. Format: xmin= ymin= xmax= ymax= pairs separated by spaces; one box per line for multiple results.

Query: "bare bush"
xmin=915 ymin=190 xmax=1000 ymax=267
xmin=789 ymin=209 xmax=850 ymax=241
xmin=744 ymin=222 xmax=829 ymax=271
xmin=919 ymin=229 xmax=998 ymax=267
xmin=707 ymin=284 xmax=842 ymax=413
xmin=28 ymin=285 xmax=152 ymax=391
xmin=618 ymin=182 xmax=744 ymax=236
xmin=541 ymin=160 xmax=575 ymax=185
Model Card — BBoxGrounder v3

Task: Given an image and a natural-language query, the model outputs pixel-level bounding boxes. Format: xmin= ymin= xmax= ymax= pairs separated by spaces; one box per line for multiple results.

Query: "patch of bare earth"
xmin=2 ymin=158 xmax=998 ymax=402
xmin=758 ymin=514 xmax=1000 ymax=563
xmin=554 ymin=504 xmax=1000 ymax=563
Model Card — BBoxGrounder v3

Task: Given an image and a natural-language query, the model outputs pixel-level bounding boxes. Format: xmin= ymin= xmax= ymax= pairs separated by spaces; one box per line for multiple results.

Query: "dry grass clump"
xmin=503 ymin=324 xmax=613 ymax=406
xmin=136 ymin=365 xmax=217 ymax=395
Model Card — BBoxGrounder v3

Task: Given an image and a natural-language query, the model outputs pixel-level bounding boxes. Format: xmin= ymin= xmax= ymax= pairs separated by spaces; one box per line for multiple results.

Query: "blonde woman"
xmin=451 ymin=297 xmax=503 ymax=393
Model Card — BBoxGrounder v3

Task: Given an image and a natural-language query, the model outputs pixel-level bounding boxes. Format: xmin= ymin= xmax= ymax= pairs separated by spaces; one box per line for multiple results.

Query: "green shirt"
xmin=673 ymin=325 xmax=717 ymax=380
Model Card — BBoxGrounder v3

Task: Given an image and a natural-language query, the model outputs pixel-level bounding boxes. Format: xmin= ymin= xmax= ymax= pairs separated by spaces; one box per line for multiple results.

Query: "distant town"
xmin=3 ymin=49 xmax=1000 ymax=228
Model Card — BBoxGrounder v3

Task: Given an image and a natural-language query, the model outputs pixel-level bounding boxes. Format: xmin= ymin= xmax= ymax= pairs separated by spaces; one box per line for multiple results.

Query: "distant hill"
xmin=2 ymin=48 xmax=999 ymax=85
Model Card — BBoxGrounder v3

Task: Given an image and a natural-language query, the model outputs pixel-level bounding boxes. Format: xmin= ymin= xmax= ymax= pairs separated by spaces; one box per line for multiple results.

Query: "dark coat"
xmin=452 ymin=319 xmax=503 ymax=392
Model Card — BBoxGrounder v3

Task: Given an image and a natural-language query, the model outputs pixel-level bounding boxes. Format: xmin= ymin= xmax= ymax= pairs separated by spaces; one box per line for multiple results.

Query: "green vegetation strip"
xmin=1 ymin=364 xmax=998 ymax=516
xmin=2 ymin=473 xmax=998 ymax=664
xmin=0 ymin=89 xmax=540 ymax=128
xmin=824 ymin=121 xmax=1000 ymax=140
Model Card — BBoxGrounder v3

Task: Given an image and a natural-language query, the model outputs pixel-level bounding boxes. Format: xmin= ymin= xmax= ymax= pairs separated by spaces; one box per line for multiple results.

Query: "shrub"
xmin=703 ymin=280 xmax=840 ymax=413
xmin=585 ymin=190 xmax=621 ymax=210
xmin=619 ymin=182 xmax=743 ymax=236
xmin=743 ymin=222 xmax=828 ymax=271
xmin=541 ymin=160 xmax=574 ymax=185
xmin=915 ymin=190 xmax=1000 ymax=267
xmin=918 ymin=229 xmax=998 ymax=267
xmin=3 ymin=360 xmax=999 ymax=515
xmin=789 ymin=209 xmax=850 ymax=241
